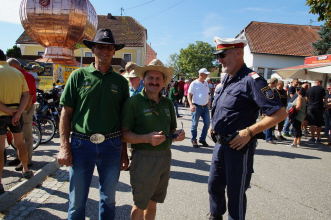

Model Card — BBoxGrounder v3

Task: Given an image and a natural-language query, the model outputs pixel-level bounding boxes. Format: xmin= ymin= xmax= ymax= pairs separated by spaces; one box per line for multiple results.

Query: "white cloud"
xmin=0 ymin=0 xmax=22 ymax=24
xmin=153 ymin=33 xmax=172 ymax=47
xmin=202 ymin=26 xmax=222 ymax=38
xmin=202 ymin=13 xmax=222 ymax=26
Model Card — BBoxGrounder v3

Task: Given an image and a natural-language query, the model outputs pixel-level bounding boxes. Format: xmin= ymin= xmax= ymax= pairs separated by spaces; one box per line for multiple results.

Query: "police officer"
xmin=208 ymin=37 xmax=287 ymax=220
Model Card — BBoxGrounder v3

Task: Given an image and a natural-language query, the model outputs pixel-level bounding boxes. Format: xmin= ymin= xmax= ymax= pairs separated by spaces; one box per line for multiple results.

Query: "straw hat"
xmin=134 ymin=59 xmax=173 ymax=85
xmin=123 ymin=70 xmax=139 ymax=78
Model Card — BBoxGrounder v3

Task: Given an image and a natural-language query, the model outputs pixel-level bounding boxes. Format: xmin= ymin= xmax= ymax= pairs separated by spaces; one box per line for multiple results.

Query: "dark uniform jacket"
xmin=211 ymin=64 xmax=282 ymax=136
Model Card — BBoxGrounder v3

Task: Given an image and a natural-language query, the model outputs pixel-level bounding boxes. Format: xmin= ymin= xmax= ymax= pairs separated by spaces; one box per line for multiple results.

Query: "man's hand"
xmin=7 ymin=108 xmax=17 ymax=116
xmin=11 ymin=112 xmax=22 ymax=126
xmin=229 ymin=129 xmax=251 ymax=150
xmin=120 ymin=151 xmax=129 ymax=171
xmin=173 ymin=129 xmax=185 ymax=142
xmin=190 ymin=104 xmax=196 ymax=112
xmin=148 ymin=131 xmax=166 ymax=146
xmin=120 ymin=143 xmax=129 ymax=171
xmin=57 ymin=143 xmax=72 ymax=166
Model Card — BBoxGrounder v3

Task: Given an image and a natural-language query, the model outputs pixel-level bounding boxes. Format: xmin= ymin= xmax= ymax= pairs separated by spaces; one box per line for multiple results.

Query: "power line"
xmin=140 ymin=0 xmax=186 ymax=21
xmin=126 ymin=0 xmax=156 ymax=10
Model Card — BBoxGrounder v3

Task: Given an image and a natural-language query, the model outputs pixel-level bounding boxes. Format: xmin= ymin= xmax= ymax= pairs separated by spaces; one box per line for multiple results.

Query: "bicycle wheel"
xmin=39 ymin=118 xmax=56 ymax=144
xmin=32 ymin=123 xmax=42 ymax=150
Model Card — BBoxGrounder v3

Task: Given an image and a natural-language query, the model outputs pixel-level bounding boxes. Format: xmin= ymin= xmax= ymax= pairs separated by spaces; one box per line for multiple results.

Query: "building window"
xmin=85 ymin=52 xmax=92 ymax=57
xmin=37 ymin=51 xmax=44 ymax=56
xmin=257 ymin=67 xmax=265 ymax=77
xmin=123 ymin=53 xmax=132 ymax=62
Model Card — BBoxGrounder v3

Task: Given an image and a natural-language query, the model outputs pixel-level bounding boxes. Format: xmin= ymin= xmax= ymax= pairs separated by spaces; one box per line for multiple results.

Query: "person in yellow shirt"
xmin=0 ymin=49 xmax=34 ymax=194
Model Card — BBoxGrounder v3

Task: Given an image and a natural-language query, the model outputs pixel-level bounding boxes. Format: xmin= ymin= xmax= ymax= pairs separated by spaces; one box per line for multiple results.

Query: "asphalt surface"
xmin=1 ymin=107 xmax=331 ymax=220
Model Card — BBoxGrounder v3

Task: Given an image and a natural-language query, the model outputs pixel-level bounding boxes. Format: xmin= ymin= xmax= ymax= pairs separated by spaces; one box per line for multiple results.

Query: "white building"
xmin=236 ymin=21 xmax=321 ymax=79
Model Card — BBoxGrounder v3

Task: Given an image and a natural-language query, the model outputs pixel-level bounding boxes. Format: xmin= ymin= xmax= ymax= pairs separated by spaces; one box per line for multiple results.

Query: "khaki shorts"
xmin=130 ymin=149 xmax=171 ymax=210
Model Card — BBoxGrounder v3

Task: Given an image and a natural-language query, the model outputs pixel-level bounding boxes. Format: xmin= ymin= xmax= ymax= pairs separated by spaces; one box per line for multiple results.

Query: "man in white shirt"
xmin=188 ymin=68 xmax=211 ymax=148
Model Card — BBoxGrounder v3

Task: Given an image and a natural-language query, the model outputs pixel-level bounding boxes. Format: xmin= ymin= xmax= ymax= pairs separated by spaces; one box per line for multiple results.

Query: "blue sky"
xmin=0 ymin=0 xmax=322 ymax=63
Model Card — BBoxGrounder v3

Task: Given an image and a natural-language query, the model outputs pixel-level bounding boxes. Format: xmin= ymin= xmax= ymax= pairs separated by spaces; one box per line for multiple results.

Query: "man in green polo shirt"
xmin=57 ymin=29 xmax=129 ymax=220
xmin=122 ymin=59 xmax=185 ymax=220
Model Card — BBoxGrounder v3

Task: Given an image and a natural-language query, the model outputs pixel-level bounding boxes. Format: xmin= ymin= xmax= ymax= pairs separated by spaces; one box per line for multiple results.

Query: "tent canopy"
xmin=275 ymin=62 xmax=331 ymax=81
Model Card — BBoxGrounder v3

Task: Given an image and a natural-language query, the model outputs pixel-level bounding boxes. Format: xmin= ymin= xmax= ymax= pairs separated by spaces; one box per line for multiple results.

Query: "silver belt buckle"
xmin=90 ymin=133 xmax=105 ymax=144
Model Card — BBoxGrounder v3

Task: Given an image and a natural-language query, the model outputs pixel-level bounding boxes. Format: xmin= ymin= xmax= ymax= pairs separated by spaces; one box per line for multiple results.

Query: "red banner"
xmin=304 ymin=54 xmax=331 ymax=64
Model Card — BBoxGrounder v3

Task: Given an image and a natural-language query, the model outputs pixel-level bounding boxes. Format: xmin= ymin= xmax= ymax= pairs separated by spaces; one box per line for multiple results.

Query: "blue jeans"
xmin=282 ymin=117 xmax=291 ymax=134
xmin=191 ymin=105 xmax=210 ymax=142
xmin=172 ymin=100 xmax=179 ymax=116
xmin=264 ymin=128 xmax=273 ymax=141
xmin=68 ymin=136 xmax=122 ymax=220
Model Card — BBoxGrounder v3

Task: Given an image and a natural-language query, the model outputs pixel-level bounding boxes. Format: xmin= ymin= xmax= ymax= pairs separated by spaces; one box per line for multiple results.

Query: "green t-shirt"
xmin=168 ymin=87 xmax=178 ymax=102
xmin=60 ymin=63 xmax=129 ymax=134
xmin=122 ymin=90 xmax=177 ymax=150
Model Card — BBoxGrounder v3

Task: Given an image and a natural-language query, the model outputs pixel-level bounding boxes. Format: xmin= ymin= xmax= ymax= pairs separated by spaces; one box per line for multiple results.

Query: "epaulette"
xmin=248 ymin=72 xmax=260 ymax=79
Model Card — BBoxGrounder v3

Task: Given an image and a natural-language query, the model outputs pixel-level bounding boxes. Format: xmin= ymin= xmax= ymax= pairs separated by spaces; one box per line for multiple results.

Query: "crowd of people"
xmin=0 ymin=26 xmax=330 ymax=220
xmin=263 ymin=77 xmax=331 ymax=147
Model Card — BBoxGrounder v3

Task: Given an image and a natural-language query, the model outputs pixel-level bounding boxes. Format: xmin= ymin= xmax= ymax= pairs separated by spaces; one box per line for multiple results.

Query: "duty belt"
xmin=211 ymin=132 xmax=239 ymax=145
xmin=72 ymin=131 xmax=121 ymax=144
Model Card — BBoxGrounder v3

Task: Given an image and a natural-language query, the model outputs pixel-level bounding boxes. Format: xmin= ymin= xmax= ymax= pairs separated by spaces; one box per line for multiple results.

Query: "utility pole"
xmin=120 ymin=7 xmax=124 ymax=16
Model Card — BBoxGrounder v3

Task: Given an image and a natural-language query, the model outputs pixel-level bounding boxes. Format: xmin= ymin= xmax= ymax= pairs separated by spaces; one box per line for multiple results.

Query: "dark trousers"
xmin=292 ymin=119 xmax=302 ymax=138
xmin=208 ymin=141 xmax=256 ymax=220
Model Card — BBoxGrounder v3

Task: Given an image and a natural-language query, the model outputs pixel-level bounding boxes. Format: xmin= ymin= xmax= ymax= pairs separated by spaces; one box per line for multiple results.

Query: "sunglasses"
xmin=165 ymin=122 xmax=183 ymax=139
xmin=215 ymin=52 xmax=227 ymax=59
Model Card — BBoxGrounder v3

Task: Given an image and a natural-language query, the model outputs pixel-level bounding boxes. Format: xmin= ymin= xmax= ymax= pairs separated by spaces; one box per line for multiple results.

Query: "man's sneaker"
xmin=315 ymin=138 xmax=321 ymax=144
xmin=199 ymin=140 xmax=209 ymax=147
xmin=192 ymin=140 xmax=199 ymax=148
xmin=276 ymin=135 xmax=287 ymax=141
xmin=22 ymin=170 xmax=34 ymax=179
xmin=207 ymin=212 xmax=223 ymax=220
xmin=290 ymin=143 xmax=297 ymax=148
xmin=308 ymin=137 xmax=316 ymax=143
xmin=15 ymin=162 xmax=33 ymax=171
xmin=266 ymin=140 xmax=276 ymax=144
xmin=0 ymin=184 xmax=4 ymax=195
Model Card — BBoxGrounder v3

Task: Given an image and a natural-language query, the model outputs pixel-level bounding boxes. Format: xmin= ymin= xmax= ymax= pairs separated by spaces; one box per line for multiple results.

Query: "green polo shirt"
xmin=122 ymin=90 xmax=177 ymax=150
xmin=60 ymin=63 xmax=129 ymax=135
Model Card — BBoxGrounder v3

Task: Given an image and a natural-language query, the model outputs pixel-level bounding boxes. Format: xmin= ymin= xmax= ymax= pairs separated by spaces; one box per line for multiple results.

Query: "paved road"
xmin=2 ymin=107 xmax=331 ymax=220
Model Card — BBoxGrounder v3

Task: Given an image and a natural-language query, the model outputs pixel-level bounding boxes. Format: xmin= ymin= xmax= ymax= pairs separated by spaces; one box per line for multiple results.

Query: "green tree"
xmin=167 ymin=53 xmax=181 ymax=78
xmin=313 ymin=24 xmax=331 ymax=55
xmin=306 ymin=0 xmax=331 ymax=26
xmin=6 ymin=45 xmax=22 ymax=58
xmin=177 ymin=41 xmax=215 ymax=78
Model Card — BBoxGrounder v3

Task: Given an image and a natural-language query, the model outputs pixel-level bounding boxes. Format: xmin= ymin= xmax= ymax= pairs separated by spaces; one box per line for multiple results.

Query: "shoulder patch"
xmin=261 ymin=86 xmax=275 ymax=99
xmin=249 ymin=72 xmax=260 ymax=79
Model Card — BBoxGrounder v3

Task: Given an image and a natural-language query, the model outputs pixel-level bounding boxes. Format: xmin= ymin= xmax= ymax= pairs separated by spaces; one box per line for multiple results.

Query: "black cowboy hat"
xmin=83 ymin=28 xmax=125 ymax=51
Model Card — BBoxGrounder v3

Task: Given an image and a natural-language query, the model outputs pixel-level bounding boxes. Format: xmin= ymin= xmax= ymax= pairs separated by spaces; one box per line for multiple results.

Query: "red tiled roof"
xmin=240 ymin=21 xmax=321 ymax=57
xmin=145 ymin=43 xmax=157 ymax=64
xmin=16 ymin=15 xmax=147 ymax=47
